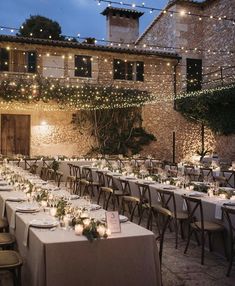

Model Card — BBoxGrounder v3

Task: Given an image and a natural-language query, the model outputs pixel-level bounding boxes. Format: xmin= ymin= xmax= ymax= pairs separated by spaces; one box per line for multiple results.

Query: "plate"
xmin=0 ymin=186 xmax=13 ymax=191
xmin=0 ymin=181 xmax=8 ymax=186
xmin=188 ymin=192 xmax=205 ymax=197
xmin=163 ymin=187 xmax=176 ymax=190
xmin=223 ymin=202 xmax=235 ymax=207
xmin=112 ymin=173 xmax=121 ymax=177
xmin=16 ymin=205 xmax=40 ymax=213
xmin=7 ymin=197 xmax=26 ymax=202
xmin=125 ymin=177 xmax=137 ymax=180
xmin=89 ymin=204 xmax=101 ymax=211
xmin=30 ymin=219 xmax=58 ymax=228
xmin=143 ymin=181 xmax=155 ymax=185
xmin=69 ymin=195 xmax=80 ymax=200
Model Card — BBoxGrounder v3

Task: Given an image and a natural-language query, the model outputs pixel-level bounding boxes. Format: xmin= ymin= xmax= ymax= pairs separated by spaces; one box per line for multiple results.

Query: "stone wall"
xmin=0 ymin=41 xmax=178 ymax=157
xmin=138 ymin=0 xmax=235 ymax=162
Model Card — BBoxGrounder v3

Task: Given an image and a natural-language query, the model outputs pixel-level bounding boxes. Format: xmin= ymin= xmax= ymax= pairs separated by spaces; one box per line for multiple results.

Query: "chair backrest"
xmin=182 ymin=195 xmax=204 ymax=230
xmin=222 ymin=170 xmax=235 ymax=188
xmin=200 ymin=168 xmax=213 ymax=182
xmin=96 ymin=171 xmax=106 ymax=187
xmin=67 ymin=163 xmax=74 ymax=176
xmin=24 ymin=158 xmax=38 ymax=170
xmin=117 ymin=178 xmax=131 ymax=196
xmin=55 ymin=171 xmax=63 ymax=187
xmin=46 ymin=168 xmax=55 ymax=181
xmin=136 ymin=182 xmax=152 ymax=206
xmin=40 ymin=166 xmax=48 ymax=180
xmin=42 ymin=159 xmax=54 ymax=168
xmin=83 ymin=167 xmax=93 ymax=182
xmin=222 ymin=206 xmax=235 ymax=243
xmin=156 ymin=188 xmax=176 ymax=217
xmin=105 ymin=174 xmax=116 ymax=189
xmin=72 ymin=165 xmax=82 ymax=180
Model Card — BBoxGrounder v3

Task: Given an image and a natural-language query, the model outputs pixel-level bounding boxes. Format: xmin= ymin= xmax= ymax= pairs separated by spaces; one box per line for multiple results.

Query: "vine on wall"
xmin=72 ymin=108 xmax=156 ymax=155
xmin=176 ymin=84 xmax=235 ymax=135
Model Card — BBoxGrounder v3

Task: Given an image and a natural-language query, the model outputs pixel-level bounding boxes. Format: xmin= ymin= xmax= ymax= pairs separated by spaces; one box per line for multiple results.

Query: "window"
xmin=113 ymin=59 xmax=144 ymax=81
xmin=27 ymin=52 xmax=37 ymax=73
xmin=74 ymin=55 xmax=92 ymax=78
xmin=0 ymin=48 xmax=9 ymax=72
xmin=186 ymin=58 xmax=202 ymax=92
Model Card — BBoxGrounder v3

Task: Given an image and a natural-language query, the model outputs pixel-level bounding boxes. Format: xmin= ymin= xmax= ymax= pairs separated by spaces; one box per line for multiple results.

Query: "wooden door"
xmin=1 ymin=114 xmax=30 ymax=156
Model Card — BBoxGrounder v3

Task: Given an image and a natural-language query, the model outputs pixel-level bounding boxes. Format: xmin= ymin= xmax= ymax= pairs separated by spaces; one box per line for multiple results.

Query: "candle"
xmin=50 ymin=207 xmax=57 ymax=217
xmin=83 ymin=218 xmax=90 ymax=227
xmin=106 ymin=228 xmax=111 ymax=236
xmin=41 ymin=200 xmax=47 ymax=207
xmin=75 ymin=224 xmax=83 ymax=235
xmin=63 ymin=215 xmax=70 ymax=228
xmin=97 ymin=225 xmax=106 ymax=237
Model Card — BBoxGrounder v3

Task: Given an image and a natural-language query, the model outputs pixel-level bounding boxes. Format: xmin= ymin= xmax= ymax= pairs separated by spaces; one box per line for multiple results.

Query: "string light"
xmin=0 ymin=28 xmax=233 ymax=56
xmin=96 ymin=0 xmax=235 ymax=23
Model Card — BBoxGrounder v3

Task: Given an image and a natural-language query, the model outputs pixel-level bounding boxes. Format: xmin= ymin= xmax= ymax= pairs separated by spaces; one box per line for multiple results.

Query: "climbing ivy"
xmin=72 ymin=107 xmax=156 ymax=155
xmin=175 ymin=84 xmax=235 ymax=135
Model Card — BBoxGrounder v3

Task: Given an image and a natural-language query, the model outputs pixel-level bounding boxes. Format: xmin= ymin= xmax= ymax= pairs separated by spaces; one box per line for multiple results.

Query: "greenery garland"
xmin=175 ymin=84 xmax=235 ymax=135
xmin=0 ymin=77 xmax=153 ymax=110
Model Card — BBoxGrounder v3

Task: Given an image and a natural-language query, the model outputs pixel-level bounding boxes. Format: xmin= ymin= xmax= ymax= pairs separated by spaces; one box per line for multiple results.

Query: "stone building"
xmin=0 ymin=33 xmax=179 ymax=157
xmin=136 ymin=0 xmax=235 ymax=161
xmin=0 ymin=0 xmax=234 ymax=161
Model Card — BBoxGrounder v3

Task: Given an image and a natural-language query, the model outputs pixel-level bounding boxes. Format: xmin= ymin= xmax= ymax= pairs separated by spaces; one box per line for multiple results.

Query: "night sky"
xmin=0 ymin=0 xmax=170 ymax=40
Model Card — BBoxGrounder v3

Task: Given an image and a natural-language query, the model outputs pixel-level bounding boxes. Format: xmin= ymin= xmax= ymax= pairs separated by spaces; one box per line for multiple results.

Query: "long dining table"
xmin=0 ymin=165 xmax=162 ymax=286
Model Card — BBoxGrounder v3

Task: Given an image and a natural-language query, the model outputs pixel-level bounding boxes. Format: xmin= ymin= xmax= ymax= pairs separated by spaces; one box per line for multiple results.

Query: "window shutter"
xmin=74 ymin=55 xmax=92 ymax=77
xmin=186 ymin=58 xmax=202 ymax=92
xmin=136 ymin=61 xmax=144 ymax=82
xmin=113 ymin=59 xmax=125 ymax=80
xmin=27 ymin=52 xmax=37 ymax=73
xmin=0 ymin=48 xmax=9 ymax=71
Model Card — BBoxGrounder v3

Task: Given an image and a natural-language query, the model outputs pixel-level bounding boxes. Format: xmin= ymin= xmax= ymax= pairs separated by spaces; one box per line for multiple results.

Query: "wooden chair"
xmin=136 ymin=183 xmax=154 ymax=229
xmin=55 ymin=171 xmax=63 ymax=188
xmin=0 ymin=250 xmax=23 ymax=286
xmin=65 ymin=164 xmax=76 ymax=193
xmin=182 ymin=195 xmax=225 ymax=265
xmin=40 ymin=166 xmax=48 ymax=181
xmin=0 ymin=233 xmax=15 ymax=250
xmin=184 ymin=165 xmax=199 ymax=181
xmin=118 ymin=179 xmax=140 ymax=222
xmin=0 ymin=218 xmax=9 ymax=233
xmin=82 ymin=167 xmax=99 ymax=197
xmin=96 ymin=171 xmax=106 ymax=205
xmin=24 ymin=158 xmax=38 ymax=171
xmin=222 ymin=206 xmax=235 ymax=276
xmin=105 ymin=174 xmax=125 ymax=210
xmin=155 ymin=188 xmax=188 ymax=248
xmin=97 ymin=187 xmax=113 ymax=210
xmin=200 ymin=168 xmax=214 ymax=183
xmin=221 ymin=170 xmax=235 ymax=188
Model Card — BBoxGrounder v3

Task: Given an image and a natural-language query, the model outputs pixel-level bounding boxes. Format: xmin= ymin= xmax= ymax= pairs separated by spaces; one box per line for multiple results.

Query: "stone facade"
xmin=137 ymin=0 xmax=235 ymax=161
xmin=0 ymin=39 xmax=178 ymax=158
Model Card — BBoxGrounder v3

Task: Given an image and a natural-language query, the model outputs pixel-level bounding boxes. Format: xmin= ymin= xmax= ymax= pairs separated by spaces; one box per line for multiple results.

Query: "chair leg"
xmin=180 ymin=220 xmax=185 ymax=240
xmin=184 ymin=228 xmax=193 ymax=254
xmin=201 ymin=231 xmax=205 ymax=265
xmin=130 ymin=203 xmax=138 ymax=222
xmin=174 ymin=219 xmax=178 ymax=249
xmin=208 ymin=232 xmax=213 ymax=252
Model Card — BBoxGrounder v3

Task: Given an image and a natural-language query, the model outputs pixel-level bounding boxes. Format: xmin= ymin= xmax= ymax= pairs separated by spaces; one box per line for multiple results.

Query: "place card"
xmin=105 ymin=211 xmax=121 ymax=233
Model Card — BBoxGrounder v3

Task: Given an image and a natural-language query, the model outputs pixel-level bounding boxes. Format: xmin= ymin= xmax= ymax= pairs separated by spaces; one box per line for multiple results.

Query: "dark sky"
xmin=0 ymin=0 xmax=170 ymax=40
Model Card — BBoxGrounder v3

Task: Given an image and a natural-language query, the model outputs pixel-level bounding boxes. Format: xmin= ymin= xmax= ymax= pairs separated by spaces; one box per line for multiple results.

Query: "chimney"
xmin=101 ymin=7 xmax=144 ymax=44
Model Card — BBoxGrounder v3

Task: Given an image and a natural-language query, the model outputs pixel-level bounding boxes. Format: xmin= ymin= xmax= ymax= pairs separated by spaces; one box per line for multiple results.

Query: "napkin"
xmin=215 ymin=200 xmax=229 ymax=220
xmin=23 ymin=222 xmax=30 ymax=247
xmin=10 ymin=210 xmax=16 ymax=229
xmin=182 ymin=199 xmax=187 ymax=211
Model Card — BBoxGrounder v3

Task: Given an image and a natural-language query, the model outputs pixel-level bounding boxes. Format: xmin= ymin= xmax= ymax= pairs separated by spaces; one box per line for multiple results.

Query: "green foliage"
xmin=51 ymin=160 xmax=59 ymax=172
xmin=176 ymin=84 xmax=235 ymax=135
xmin=18 ymin=15 xmax=64 ymax=40
xmin=0 ymin=77 xmax=152 ymax=109
xmin=72 ymin=108 xmax=156 ymax=155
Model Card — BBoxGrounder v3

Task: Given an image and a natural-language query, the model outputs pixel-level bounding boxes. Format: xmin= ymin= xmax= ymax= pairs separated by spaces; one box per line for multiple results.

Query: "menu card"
xmin=105 ymin=211 xmax=121 ymax=233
